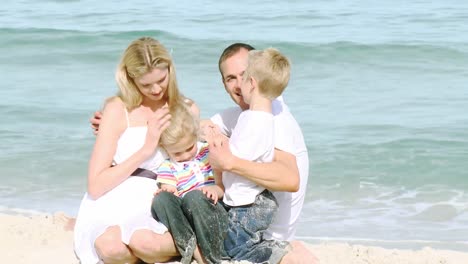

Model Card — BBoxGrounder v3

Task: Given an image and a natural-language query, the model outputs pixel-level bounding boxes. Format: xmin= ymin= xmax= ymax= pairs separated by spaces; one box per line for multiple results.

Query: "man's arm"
xmin=90 ymin=111 xmax=102 ymax=135
xmin=209 ymin=134 xmax=299 ymax=192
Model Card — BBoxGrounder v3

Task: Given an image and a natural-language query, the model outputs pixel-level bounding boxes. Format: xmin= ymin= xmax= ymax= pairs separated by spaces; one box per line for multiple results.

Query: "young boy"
xmin=221 ymin=48 xmax=291 ymax=264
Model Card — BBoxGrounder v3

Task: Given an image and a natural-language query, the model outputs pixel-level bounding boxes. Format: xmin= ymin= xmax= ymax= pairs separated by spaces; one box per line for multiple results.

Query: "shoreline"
xmin=1 ymin=212 xmax=467 ymax=264
xmin=300 ymin=237 xmax=468 ymax=252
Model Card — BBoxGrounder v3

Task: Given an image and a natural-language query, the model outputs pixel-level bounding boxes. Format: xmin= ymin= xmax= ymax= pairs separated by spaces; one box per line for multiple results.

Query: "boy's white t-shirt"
xmin=210 ymin=96 xmax=309 ymax=241
xmin=222 ymin=110 xmax=275 ymax=206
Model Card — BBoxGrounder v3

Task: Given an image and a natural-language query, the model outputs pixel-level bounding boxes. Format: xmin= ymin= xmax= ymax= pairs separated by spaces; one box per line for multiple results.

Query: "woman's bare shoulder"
xmin=100 ymin=96 xmax=127 ymax=127
xmin=102 ymin=96 xmax=126 ymax=114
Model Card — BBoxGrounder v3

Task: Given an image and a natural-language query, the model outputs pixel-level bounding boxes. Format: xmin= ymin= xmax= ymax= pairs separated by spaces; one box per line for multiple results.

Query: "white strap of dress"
xmin=124 ymin=107 xmax=130 ymax=128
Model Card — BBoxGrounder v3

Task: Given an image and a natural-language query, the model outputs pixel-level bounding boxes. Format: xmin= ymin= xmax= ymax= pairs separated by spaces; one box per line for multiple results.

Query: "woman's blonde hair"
xmin=159 ymin=102 xmax=199 ymax=149
xmin=115 ymin=37 xmax=183 ymax=110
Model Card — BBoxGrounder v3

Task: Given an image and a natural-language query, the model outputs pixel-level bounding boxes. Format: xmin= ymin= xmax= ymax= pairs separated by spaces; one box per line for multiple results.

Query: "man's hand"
xmin=90 ymin=111 xmax=103 ymax=135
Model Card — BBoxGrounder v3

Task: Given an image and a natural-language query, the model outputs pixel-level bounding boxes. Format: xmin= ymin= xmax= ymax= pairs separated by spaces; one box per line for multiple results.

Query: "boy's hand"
xmin=90 ymin=111 xmax=103 ymax=135
xmin=199 ymin=186 xmax=219 ymax=204
xmin=199 ymin=120 xmax=221 ymax=143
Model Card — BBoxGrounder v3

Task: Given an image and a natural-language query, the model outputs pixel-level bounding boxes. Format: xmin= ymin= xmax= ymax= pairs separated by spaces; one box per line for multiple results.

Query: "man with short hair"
xmin=205 ymin=43 xmax=318 ymax=263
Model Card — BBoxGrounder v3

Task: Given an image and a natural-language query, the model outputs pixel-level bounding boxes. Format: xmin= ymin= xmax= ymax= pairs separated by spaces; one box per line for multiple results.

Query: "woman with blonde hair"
xmin=74 ymin=37 xmax=198 ymax=264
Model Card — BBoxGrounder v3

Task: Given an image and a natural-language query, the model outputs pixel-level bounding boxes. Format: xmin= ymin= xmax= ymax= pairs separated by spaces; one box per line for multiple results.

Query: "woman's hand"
xmin=142 ymin=107 xmax=171 ymax=155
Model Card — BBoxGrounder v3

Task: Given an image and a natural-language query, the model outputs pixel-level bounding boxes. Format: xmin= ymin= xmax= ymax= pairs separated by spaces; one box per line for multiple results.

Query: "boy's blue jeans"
xmin=151 ymin=190 xmax=228 ymax=264
xmin=224 ymin=190 xmax=289 ymax=264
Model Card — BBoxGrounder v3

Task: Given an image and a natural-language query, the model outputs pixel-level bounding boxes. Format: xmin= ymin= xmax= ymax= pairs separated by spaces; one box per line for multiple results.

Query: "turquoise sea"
xmin=1 ymin=0 xmax=467 ymax=250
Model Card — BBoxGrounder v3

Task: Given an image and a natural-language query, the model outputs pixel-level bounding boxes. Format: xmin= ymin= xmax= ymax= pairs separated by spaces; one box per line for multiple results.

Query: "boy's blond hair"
xmin=159 ymin=103 xmax=199 ymax=149
xmin=244 ymin=48 xmax=290 ymax=99
xmin=115 ymin=37 xmax=183 ymax=110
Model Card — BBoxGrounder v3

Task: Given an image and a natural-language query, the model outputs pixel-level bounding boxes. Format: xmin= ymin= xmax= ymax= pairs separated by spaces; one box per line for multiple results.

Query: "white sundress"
xmin=74 ymin=111 xmax=168 ymax=264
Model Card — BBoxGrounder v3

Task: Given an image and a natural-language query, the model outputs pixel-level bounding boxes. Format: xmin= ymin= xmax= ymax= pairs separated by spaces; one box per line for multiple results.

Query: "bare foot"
xmin=280 ymin=240 xmax=319 ymax=264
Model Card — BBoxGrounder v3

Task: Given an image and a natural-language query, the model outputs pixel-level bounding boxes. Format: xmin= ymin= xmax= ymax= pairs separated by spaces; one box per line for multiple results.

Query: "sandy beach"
xmin=1 ymin=213 xmax=467 ymax=264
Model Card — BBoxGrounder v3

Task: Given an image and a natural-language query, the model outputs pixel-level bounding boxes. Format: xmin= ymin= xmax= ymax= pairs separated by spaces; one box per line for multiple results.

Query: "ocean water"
xmin=1 ymin=0 xmax=468 ymax=250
